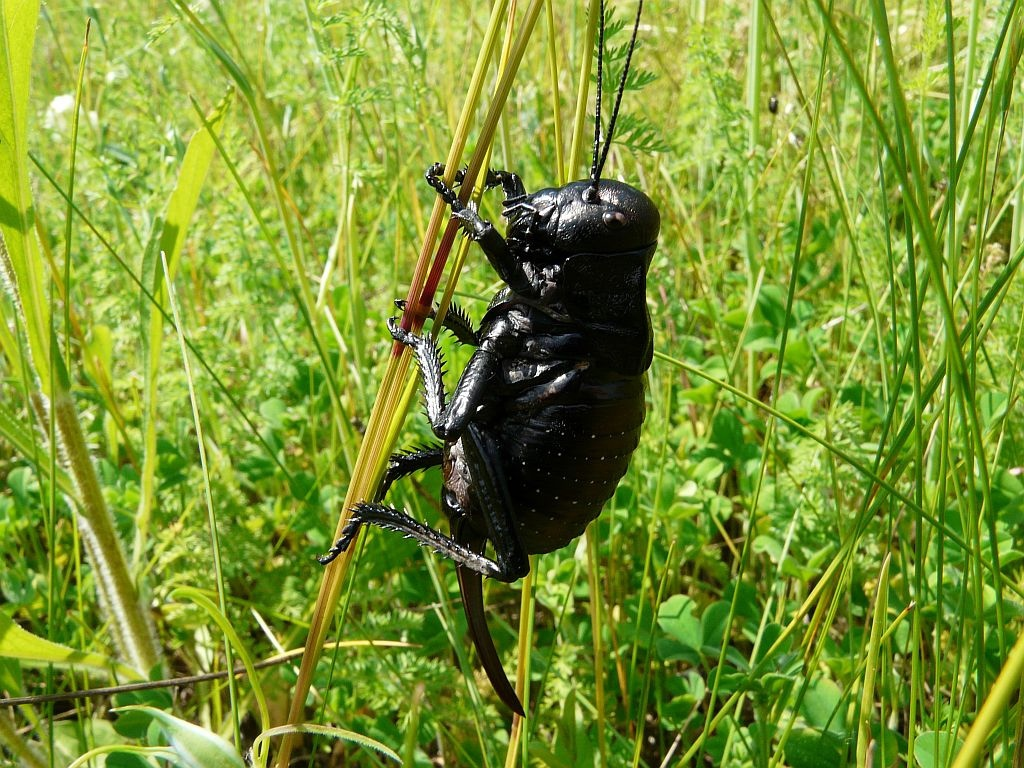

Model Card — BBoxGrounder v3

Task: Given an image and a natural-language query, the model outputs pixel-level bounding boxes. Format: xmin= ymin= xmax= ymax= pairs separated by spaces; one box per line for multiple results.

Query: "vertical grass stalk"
xmin=273 ymin=3 xmax=548 ymax=764
xmin=162 ymin=250 xmax=243 ymax=748
xmin=0 ymin=5 xmax=161 ymax=675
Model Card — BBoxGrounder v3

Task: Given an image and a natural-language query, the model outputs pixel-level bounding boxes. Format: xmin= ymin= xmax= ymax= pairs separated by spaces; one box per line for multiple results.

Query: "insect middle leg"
xmin=423 ymin=164 xmax=532 ymax=296
xmin=395 ymin=299 xmax=478 ymax=346
xmin=391 ymin=318 xmax=529 ymax=580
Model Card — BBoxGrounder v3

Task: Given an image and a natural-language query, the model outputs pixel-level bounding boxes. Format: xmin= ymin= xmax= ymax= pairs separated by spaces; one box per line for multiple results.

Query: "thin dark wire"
xmin=595 ymin=0 xmax=644 ymax=182
xmin=0 ymin=663 xmax=266 ymax=708
xmin=590 ymin=0 xmax=607 ymax=185
xmin=0 ymin=643 xmax=350 ymax=707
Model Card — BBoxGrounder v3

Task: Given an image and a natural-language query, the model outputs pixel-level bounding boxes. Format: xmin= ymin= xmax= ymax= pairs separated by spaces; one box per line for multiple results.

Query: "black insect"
xmin=320 ymin=0 xmax=658 ymax=716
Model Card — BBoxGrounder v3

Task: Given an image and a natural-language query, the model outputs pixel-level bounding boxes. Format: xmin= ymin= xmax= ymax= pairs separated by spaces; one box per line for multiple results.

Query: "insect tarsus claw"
xmin=388 ymin=316 xmax=420 ymax=348
xmin=425 ymin=163 xmax=463 ymax=209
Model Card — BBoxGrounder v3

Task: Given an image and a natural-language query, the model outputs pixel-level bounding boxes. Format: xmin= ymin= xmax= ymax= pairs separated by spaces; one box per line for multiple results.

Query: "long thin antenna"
xmin=589 ymin=0 xmax=607 ymax=186
xmin=592 ymin=0 xmax=644 ymax=185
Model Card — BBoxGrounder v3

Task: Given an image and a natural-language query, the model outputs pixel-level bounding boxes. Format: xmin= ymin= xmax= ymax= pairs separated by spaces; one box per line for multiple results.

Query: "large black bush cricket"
xmin=321 ymin=0 xmax=658 ymax=715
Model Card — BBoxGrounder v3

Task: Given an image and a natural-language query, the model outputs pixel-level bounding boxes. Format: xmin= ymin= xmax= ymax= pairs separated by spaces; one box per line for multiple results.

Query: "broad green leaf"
xmin=913 ymin=730 xmax=962 ymax=768
xmin=799 ymin=677 xmax=845 ymax=734
xmin=0 ymin=611 xmax=138 ymax=679
xmin=252 ymin=723 xmax=401 ymax=765
xmin=784 ymin=728 xmax=845 ymax=768
xmin=115 ymin=706 xmax=244 ymax=768
xmin=0 ymin=0 xmax=50 ymax=387
xmin=709 ymin=409 xmax=744 ymax=458
xmin=700 ymin=600 xmax=732 ymax=649
xmin=657 ymin=594 xmax=701 ymax=654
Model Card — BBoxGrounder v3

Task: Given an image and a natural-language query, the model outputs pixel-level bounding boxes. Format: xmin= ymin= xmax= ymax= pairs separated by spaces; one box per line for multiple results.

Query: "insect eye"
xmin=603 ymin=210 xmax=627 ymax=229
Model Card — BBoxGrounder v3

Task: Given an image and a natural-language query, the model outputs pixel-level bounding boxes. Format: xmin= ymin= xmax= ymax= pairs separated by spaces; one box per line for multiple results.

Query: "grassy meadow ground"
xmin=2 ymin=1 xmax=1024 ymax=766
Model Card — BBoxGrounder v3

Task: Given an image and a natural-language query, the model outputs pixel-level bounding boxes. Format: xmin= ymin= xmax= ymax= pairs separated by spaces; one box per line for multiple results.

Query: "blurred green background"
xmin=2 ymin=1 xmax=1024 ymax=766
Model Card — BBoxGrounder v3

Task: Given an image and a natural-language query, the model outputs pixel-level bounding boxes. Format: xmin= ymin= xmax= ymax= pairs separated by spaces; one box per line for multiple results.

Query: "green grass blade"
xmin=136 ymin=93 xmax=231 ymax=566
xmin=0 ymin=1 xmax=161 ymax=679
xmin=0 ymin=612 xmax=139 ymax=679
xmin=0 ymin=0 xmax=48 ymax=384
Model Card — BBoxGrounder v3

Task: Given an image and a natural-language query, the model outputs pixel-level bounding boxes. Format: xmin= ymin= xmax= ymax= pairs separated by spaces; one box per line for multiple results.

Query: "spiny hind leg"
xmin=318 ymin=445 xmax=442 ymax=565
xmin=327 ymin=501 xmax=509 ymax=580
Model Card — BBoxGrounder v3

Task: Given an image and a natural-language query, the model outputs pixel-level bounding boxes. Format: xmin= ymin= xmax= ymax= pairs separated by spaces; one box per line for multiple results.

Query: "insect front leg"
xmin=423 ymin=164 xmax=506 ymax=250
xmin=424 ymin=164 xmax=532 ymax=296
xmin=426 ymin=162 xmax=525 ymax=202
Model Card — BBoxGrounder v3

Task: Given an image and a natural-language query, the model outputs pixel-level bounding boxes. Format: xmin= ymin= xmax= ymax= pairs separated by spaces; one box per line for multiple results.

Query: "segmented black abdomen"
xmin=500 ymin=372 xmax=646 ymax=553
